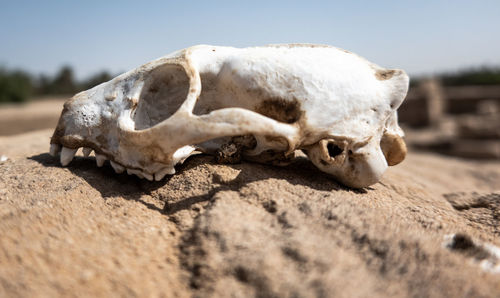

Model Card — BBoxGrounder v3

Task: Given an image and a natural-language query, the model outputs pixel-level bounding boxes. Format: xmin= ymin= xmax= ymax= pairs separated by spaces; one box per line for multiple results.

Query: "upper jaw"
xmin=49 ymin=134 xmax=173 ymax=182
xmin=50 ymin=89 xmax=184 ymax=181
xmin=50 ymin=89 xmax=143 ymax=179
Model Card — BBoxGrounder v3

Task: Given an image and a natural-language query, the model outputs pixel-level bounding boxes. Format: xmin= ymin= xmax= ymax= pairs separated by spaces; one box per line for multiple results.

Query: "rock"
xmin=0 ymin=129 xmax=500 ymax=297
xmin=457 ymin=114 xmax=500 ymax=140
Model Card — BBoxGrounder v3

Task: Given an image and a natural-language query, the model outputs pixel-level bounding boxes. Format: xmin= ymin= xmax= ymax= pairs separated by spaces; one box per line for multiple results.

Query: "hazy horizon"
xmin=2 ymin=0 xmax=500 ymax=79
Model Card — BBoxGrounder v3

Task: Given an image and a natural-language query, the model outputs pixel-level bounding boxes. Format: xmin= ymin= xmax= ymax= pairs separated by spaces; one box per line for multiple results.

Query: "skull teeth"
xmin=50 ymin=145 xmax=173 ymax=181
xmin=126 ymin=168 xmax=144 ymax=178
xmin=110 ymin=161 xmax=125 ymax=174
xmin=154 ymin=167 xmax=175 ymax=181
xmin=60 ymin=147 xmax=77 ymax=166
xmin=142 ymin=172 xmax=154 ymax=181
xmin=82 ymin=147 xmax=93 ymax=157
xmin=50 ymin=144 xmax=61 ymax=157
xmin=125 ymin=168 xmax=155 ymax=181
xmin=95 ymin=154 xmax=107 ymax=167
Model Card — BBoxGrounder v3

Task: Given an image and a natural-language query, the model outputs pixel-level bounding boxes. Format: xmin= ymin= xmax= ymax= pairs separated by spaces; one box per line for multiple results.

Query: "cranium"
xmin=49 ymin=44 xmax=408 ymax=188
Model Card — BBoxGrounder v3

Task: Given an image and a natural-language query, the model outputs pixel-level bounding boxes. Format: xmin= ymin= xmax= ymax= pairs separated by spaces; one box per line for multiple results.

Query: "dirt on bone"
xmin=380 ymin=133 xmax=407 ymax=166
xmin=375 ymin=69 xmax=396 ymax=81
xmin=215 ymin=136 xmax=257 ymax=164
xmin=255 ymin=98 xmax=303 ymax=124
xmin=216 ymin=143 xmax=243 ymax=164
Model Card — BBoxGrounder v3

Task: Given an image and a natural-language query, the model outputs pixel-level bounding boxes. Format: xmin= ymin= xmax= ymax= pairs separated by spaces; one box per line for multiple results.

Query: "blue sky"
xmin=1 ymin=0 xmax=499 ymax=79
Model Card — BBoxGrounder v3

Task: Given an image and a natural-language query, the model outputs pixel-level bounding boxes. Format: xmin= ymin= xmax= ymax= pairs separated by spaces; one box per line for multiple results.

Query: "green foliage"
xmin=35 ymin=65 xmax=77 ymax=95
xmin=0 ymin=66 xmax=114 ymax=104
xmin=0 ymin=68 xmax=33 ymax=103
xmin=51 ymin=66 xmax=77 ymax=94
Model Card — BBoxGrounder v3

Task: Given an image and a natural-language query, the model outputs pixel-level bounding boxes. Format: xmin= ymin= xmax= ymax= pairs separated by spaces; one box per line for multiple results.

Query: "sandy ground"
xmin=0 ymin=100 xmax=499 ymax=297
xmin=0 ymin=98 xmax=66 ymax=136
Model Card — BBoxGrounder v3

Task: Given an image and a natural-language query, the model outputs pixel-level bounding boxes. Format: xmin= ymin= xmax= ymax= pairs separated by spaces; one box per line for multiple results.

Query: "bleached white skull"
xmin=49 ymin=44 xmax=408 ymax=188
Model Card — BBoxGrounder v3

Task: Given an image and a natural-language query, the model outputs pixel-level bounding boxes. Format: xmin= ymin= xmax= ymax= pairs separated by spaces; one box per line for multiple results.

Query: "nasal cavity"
xmin=327 ymin=142 xmax=343 ymax=158
xmin=133 ymin=64 xmax=190 ymax=130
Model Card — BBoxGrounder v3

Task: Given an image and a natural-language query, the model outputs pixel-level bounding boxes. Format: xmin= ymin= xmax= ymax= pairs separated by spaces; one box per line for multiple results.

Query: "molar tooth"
xmin=142 ymin=172 xmax=153 ymax=181
xmin=110 ymin=161 xmax=125 ymax=174
xmin=82 ymin=147 xmax=92 ymax=157
xmin=60 ymin=147 xmax=77 ymax=166
xmin=154 ymin=172 xmax=166 ymax=181
xmin=49 ymin=144 xmax=61 ymax=157
xmin=95 ymin=154 xmax=107 ymax=167
xmin=126 ymin=168 xmax=144 ymax=179
xmin=154 ymin=167 xmax=175 ymax=181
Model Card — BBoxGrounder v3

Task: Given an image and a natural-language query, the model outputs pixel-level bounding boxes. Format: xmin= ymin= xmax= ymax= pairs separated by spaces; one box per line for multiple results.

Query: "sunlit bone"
xmin=49 ymin=44 xmax=409 ymax=188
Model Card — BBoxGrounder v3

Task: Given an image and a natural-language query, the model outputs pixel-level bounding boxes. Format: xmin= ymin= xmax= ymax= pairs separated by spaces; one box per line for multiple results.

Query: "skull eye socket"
xmin=134 ymin=64 xmax=190 ymax=130
xmin=327 ymin=142 xmax=343 ymax=158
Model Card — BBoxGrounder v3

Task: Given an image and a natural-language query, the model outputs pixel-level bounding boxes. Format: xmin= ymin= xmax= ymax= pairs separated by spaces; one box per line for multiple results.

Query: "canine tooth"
xmin=127 ymin=168 xmax=144 ymax=178
xmin=154 ymin=167 xmax=175 ymax=181
xmin=110 ymin=161 xmax=125 ymax=173
xmin=95 ymin=154 xmax=107 ymax=167
xmin=49 ymin=144 xmax=61 ymax=157
xmin=60 ymin=147 xmax=77 ymax=166
xmin=82 ymin=147 xmax=92 ymax=157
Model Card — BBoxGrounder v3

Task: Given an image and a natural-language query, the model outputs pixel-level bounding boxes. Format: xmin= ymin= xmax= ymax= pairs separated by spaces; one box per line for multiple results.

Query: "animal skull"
xmin=49 ymin=44 xmax=409 ymax=188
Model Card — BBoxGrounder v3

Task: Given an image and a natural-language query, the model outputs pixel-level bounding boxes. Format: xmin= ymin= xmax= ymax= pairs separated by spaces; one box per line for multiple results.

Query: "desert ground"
xmin=0 ymin=99 xmax=499 ymax=297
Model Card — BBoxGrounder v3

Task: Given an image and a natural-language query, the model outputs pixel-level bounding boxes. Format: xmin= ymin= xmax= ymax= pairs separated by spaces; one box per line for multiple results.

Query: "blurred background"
xmin=1 ymin=0 xmax=499 ymax=158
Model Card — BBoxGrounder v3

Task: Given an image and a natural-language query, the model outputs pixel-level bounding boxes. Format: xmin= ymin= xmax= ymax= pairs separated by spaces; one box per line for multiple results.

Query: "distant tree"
xmin=36 ymin=74 xmax=52 ymax=95
xmin=50 ymin=65 xmax=77 ymax=94
xmin=0 ymin=68 xmax=32 ymax=103
xmin=0 ymin=66 xmax=118 ymax=103
xmin=80 ymin=71 xmax=112 ymax=90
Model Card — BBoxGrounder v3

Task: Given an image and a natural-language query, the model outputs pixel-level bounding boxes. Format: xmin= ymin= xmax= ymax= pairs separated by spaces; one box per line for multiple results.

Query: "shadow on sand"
xmin=29 ymin=152 xmax=367 ymax=216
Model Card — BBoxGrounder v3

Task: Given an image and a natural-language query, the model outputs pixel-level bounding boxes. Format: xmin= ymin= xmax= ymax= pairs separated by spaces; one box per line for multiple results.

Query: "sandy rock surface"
xmin=1 ymin=129 xmax=499 ymax=297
